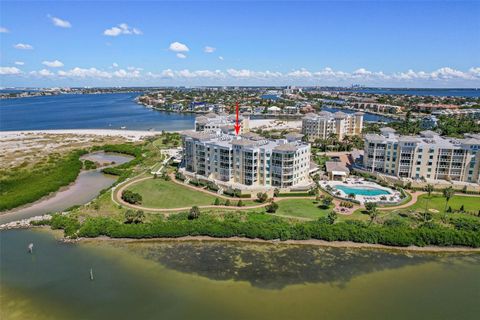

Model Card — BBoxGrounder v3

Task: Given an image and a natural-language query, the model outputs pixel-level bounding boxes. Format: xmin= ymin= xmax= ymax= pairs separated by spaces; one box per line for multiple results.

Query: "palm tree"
xmin=365 ymin=202 xmax=378 ymax=226
xmin=424 ymin=184 xmax=434 ymax=215
xmin=442 ymin=186 xmax=455 ymax=220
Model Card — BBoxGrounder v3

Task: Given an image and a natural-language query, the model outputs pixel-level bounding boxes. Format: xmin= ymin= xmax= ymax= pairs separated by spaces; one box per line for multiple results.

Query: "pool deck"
xmin=321 ymin=179 xmax=402 ymax=205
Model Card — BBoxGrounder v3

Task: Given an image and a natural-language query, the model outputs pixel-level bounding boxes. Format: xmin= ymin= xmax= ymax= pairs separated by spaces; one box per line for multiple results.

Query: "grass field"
xmin=275 ymin=198 xmax=333 ymax=219
xmin=399 ymin=194 xmax=480 ymax=215
xmin=126 ymin=178 xmax=219 ymax=208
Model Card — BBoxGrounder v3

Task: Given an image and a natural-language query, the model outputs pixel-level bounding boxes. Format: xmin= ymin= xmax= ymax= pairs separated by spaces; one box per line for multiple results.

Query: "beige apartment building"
xmin=181 ymin=131 xmax=311 ymax=189
xmin=363 ymin=128 xmax=480 ymax=183
xmin=195 ymin=113 xmax=249 ymax=134
xmin=301 ymin=111 xmax=363 ymax=141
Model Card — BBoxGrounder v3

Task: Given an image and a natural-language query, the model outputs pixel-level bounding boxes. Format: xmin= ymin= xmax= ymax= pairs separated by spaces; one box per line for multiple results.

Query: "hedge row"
xmin=38 ymin=212 xmax=480 ymax=248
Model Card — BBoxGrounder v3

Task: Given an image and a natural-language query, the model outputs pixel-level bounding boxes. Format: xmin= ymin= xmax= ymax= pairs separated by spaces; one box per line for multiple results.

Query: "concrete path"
xmin=112 ymin=174 xmax=362 ymax=216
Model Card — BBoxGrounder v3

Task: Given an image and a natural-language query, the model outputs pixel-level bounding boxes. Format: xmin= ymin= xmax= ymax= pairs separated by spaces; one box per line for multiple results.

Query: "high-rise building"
xmin=181 ymin=131 xmax=311 ymax=188
xmin=301 ymin=111 xmax=363 ymax=141
xmin=194 ymin=112 xmax=249 ymax=134
xmin=363 ymin=128 xmax=480 ymax=183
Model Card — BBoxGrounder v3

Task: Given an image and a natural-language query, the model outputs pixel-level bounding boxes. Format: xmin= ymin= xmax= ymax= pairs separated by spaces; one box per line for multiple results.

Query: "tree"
xmin=442 ymin=186 xmax=455 ymax=219
xmin=188 ymin=206 xmax=200 ymax=220
xmin=322 ymin=196 xmax=333 ymax=208
xmin=214 ymin=198 xmax=220 ymax=206
xmin=125 ymin=209 xmax=145 ymax=224
xmin=237 ymin=200 xmax=244 ymax=207
xmin=225 ymin=199 xmax=231 ymax=206
xmin=256 ymin=192 xmax=268 ymax=203
xmin=327 ymin=211 xmax=337 ymax=224
xmin=348 ymin=193 xmax=356 ymax=200
xmin=424 ymin=184 xmax=434 ymax=214
xmin=121 ymin=190 xmax=142 ymax=205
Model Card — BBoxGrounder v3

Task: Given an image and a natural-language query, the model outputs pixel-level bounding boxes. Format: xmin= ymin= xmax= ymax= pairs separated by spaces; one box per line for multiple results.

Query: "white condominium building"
xmin=181 ymin=131 xmax=311 ymax=188
xmin=194 ymin=112 xmax=250 ymax=134
xmin=363 ymin=128 xmax=480 ymax=183
xmin=301 ymin=111 xmax=363 ymax=141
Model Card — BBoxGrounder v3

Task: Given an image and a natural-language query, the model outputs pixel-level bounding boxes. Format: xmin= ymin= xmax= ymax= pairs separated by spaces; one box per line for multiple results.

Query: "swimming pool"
xmin=334 ymin=185 xmax=391 ymax=196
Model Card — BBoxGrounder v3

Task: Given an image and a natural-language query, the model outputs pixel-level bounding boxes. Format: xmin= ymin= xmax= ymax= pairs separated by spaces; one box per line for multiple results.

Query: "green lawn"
xmin=275 ymin=199 xmax=332 ymax=219
xmin=127 ymin=178 xmax=218 ymax=208
xmin=400 ymin=194 xmax=480 ymax=215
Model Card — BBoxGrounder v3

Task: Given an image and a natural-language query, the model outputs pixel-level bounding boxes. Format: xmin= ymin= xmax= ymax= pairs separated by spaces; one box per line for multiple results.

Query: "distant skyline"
xmin=1 ymin=1 xmax=479 ymax=88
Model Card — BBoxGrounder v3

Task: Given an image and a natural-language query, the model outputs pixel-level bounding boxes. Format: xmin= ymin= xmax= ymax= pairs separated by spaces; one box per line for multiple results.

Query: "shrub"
xmin=175 ymin=172 xmax=185 ymax=181
xmin=237 ymin=200 xmax=244 ymax=207
xmin=266 ymin=202 xmax=279 ymax=213
xmin=125 ymin=210 xmax=145 ymax=224
xmin=225 ymin=199 xmax=231 ymax=206
xmin=188 ymin=206 xmax=200 ymax=220
xmin=214 ymin=198 xmax=220 ymax=206
xmin=326 ymin=211 xmax=337 ymax=224
xmin=206 ymin=181 xmax=219 ymax=192
xmin=273 ymin=188 xmax=280 ymax=197
xmin=322 ymin=196 xmax=333 ymax=208
xmin=121 ymin=190 xmax=142 ymax=204
xmin=256 ymin=192 xmax=268 ymax=203
xmin=83 ymin=159 xmax=97 ymax=170
xmin=0 ymin=150 xmax=85 ymax=211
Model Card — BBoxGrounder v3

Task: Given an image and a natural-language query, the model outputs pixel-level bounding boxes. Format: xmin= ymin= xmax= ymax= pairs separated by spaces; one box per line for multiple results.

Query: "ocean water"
xmin=322 ymin=106 xmax=395 ymax=122
xmin=0 ymin=93 xmax=195 ymax=131
xmin=339 ymin=88 xmax=480 ymax=97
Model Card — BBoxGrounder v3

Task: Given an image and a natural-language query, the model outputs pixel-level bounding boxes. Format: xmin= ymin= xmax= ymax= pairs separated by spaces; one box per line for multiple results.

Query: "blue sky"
xmin=1 ymin=0 xmax=479 ymax=87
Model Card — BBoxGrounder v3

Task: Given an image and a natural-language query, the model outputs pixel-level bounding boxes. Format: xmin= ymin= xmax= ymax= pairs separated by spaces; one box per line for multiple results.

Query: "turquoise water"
xmin=335 ymin=185 xmax=391 ymax=196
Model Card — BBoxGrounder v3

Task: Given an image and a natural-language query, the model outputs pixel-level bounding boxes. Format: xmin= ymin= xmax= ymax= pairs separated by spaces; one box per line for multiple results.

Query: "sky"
xmin=1 ymin=0 xmax=479 ymax=88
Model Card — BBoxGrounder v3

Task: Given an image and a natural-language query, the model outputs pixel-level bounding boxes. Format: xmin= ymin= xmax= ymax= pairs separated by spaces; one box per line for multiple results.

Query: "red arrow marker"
xmin=234 ymin=101 xmax=241 ymax=135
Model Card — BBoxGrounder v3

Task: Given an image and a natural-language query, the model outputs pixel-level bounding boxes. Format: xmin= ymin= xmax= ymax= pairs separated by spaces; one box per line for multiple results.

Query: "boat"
xmin=120 ymin=126 xmax=126 ymax=129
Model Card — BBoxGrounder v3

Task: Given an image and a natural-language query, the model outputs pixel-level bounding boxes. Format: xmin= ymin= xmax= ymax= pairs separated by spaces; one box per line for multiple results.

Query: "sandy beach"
xmin=0 ymin=129 xmax=160 ymax=141
xmin=249 ymin=119 xmax=302 ymax=130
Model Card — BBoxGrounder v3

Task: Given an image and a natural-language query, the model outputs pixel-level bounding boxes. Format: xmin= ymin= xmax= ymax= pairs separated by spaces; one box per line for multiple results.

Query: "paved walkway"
xmin=112 ymin=174 xmax=361 ymax=216
xmin=378 ymin=191 xmax=423 ymax=211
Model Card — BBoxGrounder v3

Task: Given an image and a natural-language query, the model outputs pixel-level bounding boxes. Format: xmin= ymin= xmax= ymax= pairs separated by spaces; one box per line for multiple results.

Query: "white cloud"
xmin=204 ymin=46 xmax=216 ymax=53
xmin=14 ymin=43 xmax=33 ymax=50
xmin=287 ymin=68 xmax=313 ymax=78
xmin=0 ymin=27 xmax=9 ymax=33
xmin=58 ymin=67 xmax=113 ymax=78
xmin=3 ymin=65 xmax=479 ymax=87
xmin=56 ymin=66 xmax=142 ymax=79
xmin=176 ymin=53 xmax=187 ymax=59
xmin=169 ymin=42 xmax=189 ymax=52
xmin=104 ymin=23 xmax=142 ymax=36
xmin=30 ymin=69 xmax=54 ymax=77
xmin=0 ymin=67 xmax=22 ymax=75
xmin=226 ymin=69 xmax=282 ymax=78
xmin=42 ymin=60 xmax=64 ymax=68
xmin=14 ymin=61 xmax=25 ymax=66
xmin=218 ymin=56 xmax=224 ymax=61
xmin=112 ymin=62 xmax=119 ymax=68
xmin=48 ymin=15 xmax=71 ymax=28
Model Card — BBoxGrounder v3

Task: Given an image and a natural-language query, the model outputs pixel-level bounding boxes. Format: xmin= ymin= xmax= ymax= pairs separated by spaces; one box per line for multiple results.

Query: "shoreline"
xmin=76 ymin=234 xmax=480 ymax=253
xmin=3 ymin=223 xmax=479 ymax=253
xmin=0 ymin=129 xmax=160 ymax=141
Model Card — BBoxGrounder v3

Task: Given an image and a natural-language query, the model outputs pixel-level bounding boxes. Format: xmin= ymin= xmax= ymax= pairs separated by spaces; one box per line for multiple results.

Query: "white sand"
xmin=0 ymin=129 xmax=159 ymax=141
xmin=249 ymin=119 xmax=301 ymax=130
